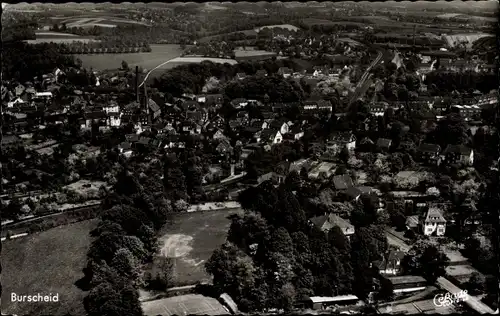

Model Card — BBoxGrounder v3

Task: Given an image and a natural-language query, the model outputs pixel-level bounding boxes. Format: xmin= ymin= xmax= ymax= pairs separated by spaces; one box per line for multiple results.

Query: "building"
xmin=423 ymin=207 xmax=446 ymax=236
xmin=441 ymin=145 xmax=474 ymax=166
xmin=376 ymin=138 xmax=392 ymax=151
xmin=309 ymin=213 xmax=355 ymax=238
xmin=370 ymin=102 xmax=389 ymax=116
xmin=326 ymin=132 xmax=357 ymax=155
xmin=417 ymin=143 xmax=441 ymax=165
xmin=278 ymin=67 xmax=293 ymax=78
xmin=384 ymin=275 xmax=427 ymax=294
xmin=304 ymin=295 xmax=359 ymax=310
xmin=451 ymin=104 xmax=481 ymax=121
xmin=258 ymin=129 xmax=282 ymax=145
xmin=372 ymin=250 xmax=405 ymax=276
xmin=332 ymin=174 xmax=354 ymax=190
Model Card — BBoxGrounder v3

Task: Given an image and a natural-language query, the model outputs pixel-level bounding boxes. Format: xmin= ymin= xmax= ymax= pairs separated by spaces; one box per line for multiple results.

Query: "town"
xmin=1 ymin=2 xmax=499 ymax=316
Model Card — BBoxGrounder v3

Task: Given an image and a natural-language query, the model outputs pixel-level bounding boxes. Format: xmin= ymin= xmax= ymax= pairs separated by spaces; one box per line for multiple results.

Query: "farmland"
xmin=1 ymin=219 xmax=97 ymax=316
xmin=154 ymin=208 xmax=243 ymax=286
xmin=75 ymin=44 xmax=184 ymax=71
xmin=444 ymin=33 xmax=494 ymax=48
xmin=141 ymin=294 xmax=229 ymax=316
xmin=49 ymin=15 xmax=151 ymax=28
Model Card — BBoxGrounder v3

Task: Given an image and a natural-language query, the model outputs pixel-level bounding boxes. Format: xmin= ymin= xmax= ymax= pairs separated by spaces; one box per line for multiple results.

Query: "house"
xmin=212 ymin=129 xmax=227 ymax=140
xmin=289 ymin=158 xmax=312 ymax=174
xmin=308 ymin=162 xmax=336 ymax=180
xmin=106 ymin=112 xmax=121 ymax=127
xmin=309 ymin=213 xmax=355 ymax=238
xmin=163 ymin=135 xmax=185 ymax=149
xmin=148 ymin=99 xmax=161 ymax=120
xmin=268 ymin=119 xmax=289 ymax=135
xmin=258 ymin=129 xmax=282 ymax=145
xmin=236 ymin=72 xmax=247 ymax=80
xmin=423 ymin=207 xmax=446 ymax=236
xmin=441 ymin=145 xmax=474 ymax=166
xmin=303 ymin=100 xmax=318 ymax=111
xmin=369 ymin=102 xmax=388 ymax=116
xmin=219 ymin=293 xmax=238 ymax=315
xmin=345 ymin=186 xmax=373 ymax=201
xmin=376 ymin=138 xmax=392 ymax=151
xmin=384 ymin=275 xmax=427 ymax=294
xmin=317 ymin=99 xmax=333 ymax=112
xmin=406 ymin=215 xmax=420 ymax=231
xmin=326 ymin=132 xmax=356 ymax=155
xmin=372 ymin=250 xmax=405 ymax=276
xmin=216 ymin=139 xmax=233 ymax=155
xmin=230 ymin=98 xmax=248 ymax=109
xmin=118 ymin=141 xmax=133 ymax=157
xmin=278 ymin=67 xmax=293 ymax=78
xmin=451 ymin=104 xmax=481 ymax=121
xmin=1 ymin=135 xmax=21 ymax=146
xmin=204 ymin=94 xmax=224 ymax=107
xmin=332 ymin=174 xmax=354 ymax=190
xmin=103 ymin=102 xmax=120 ymax=114
xmin=82 ymin=111 xmax=107 ymax=129
xmin=255 ymin=69 xmax=268 ymax=77
xmin=416 ymin=143 xmax=441 ymax=165
xmin=288 ymin=125 xmax=304 ymax=140
xmin=256 ymin=171 xmax=286 ymax=185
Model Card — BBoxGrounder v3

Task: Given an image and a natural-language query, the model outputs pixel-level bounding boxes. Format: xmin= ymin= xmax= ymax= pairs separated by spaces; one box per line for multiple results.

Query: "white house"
xmin=258 ymin=129 xmax=282 ymax=145
xmin=103 ymin=103 xmax=120 ymax=114
xmin=441 ymin=145 xmax=474 ymax=166
xmin=34 ymin=91 xmax=53 ymax=99
xmin=106 ymin=112 xmax=121 ymax=127
xmin=7 ymin=97 xmax=26 ymax=108
xmin=423 ymin=208 xmax=446 ymax=236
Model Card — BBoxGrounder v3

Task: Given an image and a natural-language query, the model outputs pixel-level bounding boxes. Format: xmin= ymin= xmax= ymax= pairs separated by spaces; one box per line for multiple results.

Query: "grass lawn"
xmin=75 ymin=44 xmax=184 ymax=71
xmin=155 ymin=209 xmax=243 ymax=285
xmin=1 ymin=220 xmax=97 ymax=316
xmin=142 ymin=294 xmax=229 ymax=316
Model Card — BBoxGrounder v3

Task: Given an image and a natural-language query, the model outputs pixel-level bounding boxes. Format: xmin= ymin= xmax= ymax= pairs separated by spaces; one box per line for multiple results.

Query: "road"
xmin=385 ymin=228 xmax=411 ymax=252
xmin=347 ymin=50 xmax=383 ymax=107
xmin=138 ymin=59 xmax=177 ymax=88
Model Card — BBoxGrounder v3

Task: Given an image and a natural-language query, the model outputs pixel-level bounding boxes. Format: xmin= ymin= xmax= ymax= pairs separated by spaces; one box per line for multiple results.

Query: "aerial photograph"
xmin=1 ymin=1 xmax=499 ymax=315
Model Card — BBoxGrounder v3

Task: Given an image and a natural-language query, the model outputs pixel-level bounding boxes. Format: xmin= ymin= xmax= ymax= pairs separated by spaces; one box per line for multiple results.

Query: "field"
xmin=51 ymin=15 xmax=150 ymax=28
xmin=1 ymin=220 xmax=97 ymax=316
xmin=141 ymin=294 xmax=229 ymax=316
xmin=63 ymin=179 xmax=108 ymax=195
xmin=155 ymin=209 xmax=243 ymax=285
xmin=444 ymin=33 xmax=493 ymax=48
xmin=75 ymin=44 xmax=184 ymax=71
xmin=254 ymin=24 xmax=300 ymax=32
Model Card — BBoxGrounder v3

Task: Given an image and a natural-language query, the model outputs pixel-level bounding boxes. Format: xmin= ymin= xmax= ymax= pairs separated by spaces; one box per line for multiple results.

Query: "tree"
xmin=144 ymin=257 xmax=174 ymax=291
xmin=3 ymin=197 xmax=23 ymax=220
xmin=84 ymin=281 xmax=143 ymax=316
xmin=375 ymin=277 xmax=394 ymax=302
xmin=465 ymin=272 xmax=485 ymax=295
xmin=111 ymin=248 xmax=141 ymax=284
xmin=121 ymin=60 xmax=129 ymax=71
xmin=402 ymin=244 xmax=449 ymax=284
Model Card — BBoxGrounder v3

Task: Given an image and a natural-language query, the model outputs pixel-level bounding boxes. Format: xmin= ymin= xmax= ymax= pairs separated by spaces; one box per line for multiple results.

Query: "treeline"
xmin=2 ymin=41 xmax=76 ymax=82
xmin=425 ymin=70 xmax=497 ymax=95
xmin=205 ymin=181 xmax=388 ymax=312
xmin=55 ymin=41 xmax=152 ymax=54
xmin=96 ymin=25 xmax=195 ymax=45
xmin=80 ymin=168 xmax=172 ymax=316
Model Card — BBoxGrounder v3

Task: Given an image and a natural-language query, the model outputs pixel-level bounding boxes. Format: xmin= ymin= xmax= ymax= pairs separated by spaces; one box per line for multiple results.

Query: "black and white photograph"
xmin=1 ymin=1 xmax=499 ymax=315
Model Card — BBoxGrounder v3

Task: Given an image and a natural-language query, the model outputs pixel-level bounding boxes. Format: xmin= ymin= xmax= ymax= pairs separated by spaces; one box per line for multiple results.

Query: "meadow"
xmin=154 ymin=208 xmax=243 ymax=286
xmin=51 ymin=15 xmax=151 ymax=28
xmin=75 ymin=44 xmax=184 ymax=71
xmin=1 ymin=219 xmax=97 ymax=316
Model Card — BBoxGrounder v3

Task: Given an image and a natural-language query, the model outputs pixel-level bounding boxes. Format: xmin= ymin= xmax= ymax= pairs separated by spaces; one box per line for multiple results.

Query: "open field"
xmin=444 ymin=33 xmax=493 ymax=48
xmin=156 ymin=209 xmax=243 ymax=285
xmin=1 ymin=220 xmax=97 ymax=315
xmin=63 ymin=179 xmax=108 ymax=195
xmin=141 ymin=294 xmax=229 ymax=316
xmin=75 ymin=44 xmax=184 ymax=70
xmin=254 ymin=24 xmax=300 ymax=32
xmin=51 ymin=15 xmax=151 ymax=28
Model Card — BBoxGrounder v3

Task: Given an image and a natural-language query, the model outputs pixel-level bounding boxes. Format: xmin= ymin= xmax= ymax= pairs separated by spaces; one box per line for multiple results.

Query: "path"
xmin=347 ymin=50 xmax=383 ymax=107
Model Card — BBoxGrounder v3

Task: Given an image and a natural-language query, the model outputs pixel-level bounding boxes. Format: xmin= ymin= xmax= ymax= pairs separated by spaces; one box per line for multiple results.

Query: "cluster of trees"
xmin=205 ymin=181 xmax=389 ymax=312
xmin=2 ymin=41 xmax=77 ymax=82
xmin=424 ymin=70 xmax=497 ymax=95
xmin=163 ymin=151 xmax=206 ymax=204
xmin=151 ymin=59 xmax=306 ymax=98
xmin=81 ymin=168 xmax=172 ymax=316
